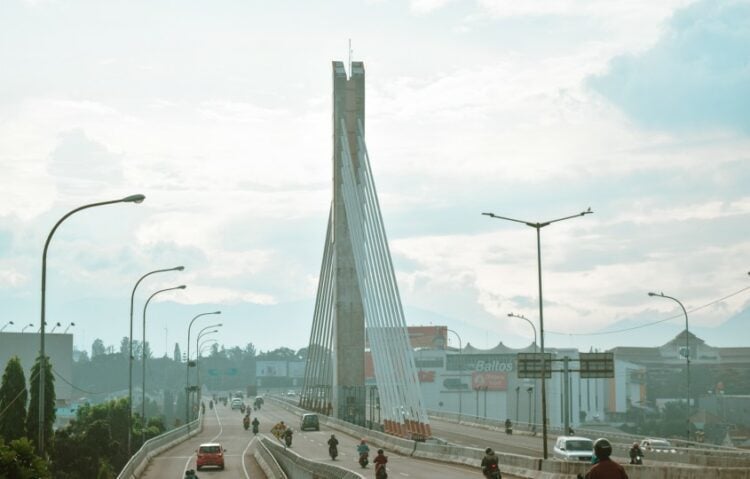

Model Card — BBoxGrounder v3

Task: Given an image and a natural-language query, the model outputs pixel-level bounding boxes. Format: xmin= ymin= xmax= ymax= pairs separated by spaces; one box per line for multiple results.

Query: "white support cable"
xmin=355 ymin=122 xmax=429 ymax=426
xmin=337 ymin=122 xmax=429 ymax=432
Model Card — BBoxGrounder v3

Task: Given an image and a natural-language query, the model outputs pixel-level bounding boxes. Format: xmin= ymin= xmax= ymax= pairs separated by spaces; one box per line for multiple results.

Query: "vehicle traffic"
xmin=553 ymin=436 xmax=594 ymax=462
xmin=196 ymin=442 xmax=225 ymax=471
xmin=300 ymin=413 xmax=320 ymax=431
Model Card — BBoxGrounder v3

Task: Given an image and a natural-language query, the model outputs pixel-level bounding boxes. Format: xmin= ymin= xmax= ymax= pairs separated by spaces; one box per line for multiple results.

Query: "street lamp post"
xmin=194 ymin=327 xmax=220 ymax=412
xmin=22 ymin=323 xmax=34 ymax=333
xmin=648 ymin=291 xmax=691 ymax=444
xmin=39 ymin=194 xmax=145 ymax=455
xmin=0 ymin=321 xmax=13 ymax=332
xmin=446 ymin=328 xmax=463 ymax=421
xmin=48 ymin=322 xmax=62 ymax=333
xmin=483 ymin=208 xmax=592 ymax=459
xmin=128 ymin=266 xmax=184 ymax=455
xmin=509 ymin=312 xmax=539 ymax=433
xmin=63 ymin=322 xmax=75 ymax=334
xmin=185 ymin=312 xmax=221 ymax=426
xmin=141 ymin=284 xmax=186 ymax=443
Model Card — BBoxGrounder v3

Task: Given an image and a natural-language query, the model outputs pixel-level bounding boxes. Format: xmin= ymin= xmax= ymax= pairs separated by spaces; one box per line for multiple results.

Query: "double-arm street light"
xmin=128 ymin=266 xmax=184 ymax=455
xmin=185 ymin=312 xmax=221 ymax=426
xmin=1 ymin=321 xmax=13 ymax=332
xmin=141 ymin=284 xmax=186 ymax=443
xmin=38 ymin=193 xmax=145 ymax=455
xmin=648 ymin=291 xmax=691 ymax=444
xmin=483 ymin=208 xmax=592 ymax=459
xmin=446 ymin=328 xmax=464 ymax=421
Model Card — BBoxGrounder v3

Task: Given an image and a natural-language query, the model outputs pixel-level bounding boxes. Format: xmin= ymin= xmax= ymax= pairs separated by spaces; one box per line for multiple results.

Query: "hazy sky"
xmin=1 ymin=0 xmax=749 ymax=357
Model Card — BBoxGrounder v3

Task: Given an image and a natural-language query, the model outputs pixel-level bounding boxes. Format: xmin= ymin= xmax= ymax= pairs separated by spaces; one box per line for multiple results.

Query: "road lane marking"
xmin=241 ymin=436 xmax=257 ymax=479
xmin=182 ymin=406 xmax=223 ymax=478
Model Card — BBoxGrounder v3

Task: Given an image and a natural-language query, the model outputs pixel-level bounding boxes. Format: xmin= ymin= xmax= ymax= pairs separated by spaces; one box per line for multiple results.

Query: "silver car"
xmin=553 ymin=436 xmax=594 ymax=462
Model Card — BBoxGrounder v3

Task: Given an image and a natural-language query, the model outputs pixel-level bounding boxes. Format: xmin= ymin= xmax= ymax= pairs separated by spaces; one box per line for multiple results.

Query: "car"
xmin=640 ymin=438 xmax=676 ymax=453
xmin=286 ymin=390 xmax=296 ymax=397
xmin=230 ymin=398 xmax=243 ymax=410
xmin=553 ymin=436 xmax=594 ymax=462
xmin=300 ymin=413 xmax=320 ymax=431
xmin=196 ymin=442 xmax=225 ymax=470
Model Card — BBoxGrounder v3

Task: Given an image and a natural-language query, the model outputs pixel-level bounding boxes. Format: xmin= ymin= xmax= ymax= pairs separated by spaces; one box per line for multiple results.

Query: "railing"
xmin=117 ymin=411 xmax=203 ymax=479
xmin=252 ymin=436 xmax=287 ymax=479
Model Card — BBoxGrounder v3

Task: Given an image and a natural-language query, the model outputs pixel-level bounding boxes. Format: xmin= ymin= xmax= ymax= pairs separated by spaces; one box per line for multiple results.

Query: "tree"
xmin=0 ymin=356 xmax=28 ymax=442
xmin=91 ymin=339 xmax=106 ymax=358
xmin=142 ymin=341 xmax=152 ymax=359
xmin=0 ymin=437 xmax=51 ymax=478
xmin=173 ymin=343 xmax=182 ymax=363
xmin=26 ymin=355 xmax=55 ymax=453
xmin=119 ymin=337 xmax=129 ymax=358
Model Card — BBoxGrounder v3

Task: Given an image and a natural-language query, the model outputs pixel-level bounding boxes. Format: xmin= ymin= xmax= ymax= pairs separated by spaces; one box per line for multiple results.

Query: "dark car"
xmin=300 ymin=413 xmax=320 ymax=431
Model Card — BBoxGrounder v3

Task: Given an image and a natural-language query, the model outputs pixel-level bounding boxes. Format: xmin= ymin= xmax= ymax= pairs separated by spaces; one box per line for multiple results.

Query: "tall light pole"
xmin=0 ymin=321 xmax=13 ymax=332
xmin=185 ymin=312 xmax=221 ymax=426
xmin=648 ymin=291 xmax=690 ymax=444
xmin=22 ymin=323 xmax=34 ymax=333
xmin=48 ymin=322 xmax=62 ymax=333
xmin=195 ymin=327 xmax=220 ymax=412
xmin=446 ymin=328 xmax=463 ymax=421
xmin=483 ymin=208 xmax=592 ymax=459
xmin=141 ymin=284 xmax=186 ymax=443
xmin=39 ymin=193 xmax=145 ymax=455
xmin=63 ymin=322 xmax=75 ymax=334
xmin=128 ymin=266 xmax=184 ymax=455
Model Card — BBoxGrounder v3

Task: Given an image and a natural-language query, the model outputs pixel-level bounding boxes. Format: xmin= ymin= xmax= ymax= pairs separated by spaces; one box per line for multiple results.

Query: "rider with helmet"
xmin=629 ymin=442 xmax=644 ymax=465
xmin=582 ymin=438 xmax=628 ymax=479
xmin=481 ymin=447 xmax=501 ymax=478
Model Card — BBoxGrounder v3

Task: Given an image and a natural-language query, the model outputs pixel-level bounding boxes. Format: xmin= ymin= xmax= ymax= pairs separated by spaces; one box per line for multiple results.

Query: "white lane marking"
xmin=241 ymin=436 xmax=257 ymax=479
xmin=181 ymin=406 xmax=223 ymax=477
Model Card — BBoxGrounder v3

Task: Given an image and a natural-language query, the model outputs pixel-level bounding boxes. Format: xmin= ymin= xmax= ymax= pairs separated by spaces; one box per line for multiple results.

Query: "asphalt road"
xmin=139 ymin=403 xmax=266 ymax=479
xmin=257 ymin=399 xmax=502 ymax=478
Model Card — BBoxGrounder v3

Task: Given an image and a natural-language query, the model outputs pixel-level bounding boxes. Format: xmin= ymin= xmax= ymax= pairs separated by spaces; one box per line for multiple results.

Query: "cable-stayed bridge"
xmin=300 ymin=60 xmax=431 ymax=440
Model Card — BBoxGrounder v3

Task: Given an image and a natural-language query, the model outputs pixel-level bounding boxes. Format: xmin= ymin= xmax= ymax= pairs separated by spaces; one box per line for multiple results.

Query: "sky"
xmin=0 ymin=0 xmax=749 ymax=358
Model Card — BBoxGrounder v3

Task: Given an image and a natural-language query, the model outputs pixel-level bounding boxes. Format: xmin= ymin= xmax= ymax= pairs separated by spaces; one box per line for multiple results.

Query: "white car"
xmin=553 ymin=436 xmax=594 ymax=462
xmin=640 ymin=438 xmax=676 ymax=453
xmin=230 ymin=398 xmax=243 ymax=410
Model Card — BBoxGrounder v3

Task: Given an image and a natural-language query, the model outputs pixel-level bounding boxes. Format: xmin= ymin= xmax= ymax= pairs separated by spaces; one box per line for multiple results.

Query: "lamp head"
xmin=214 ymin=311 xmax=222 ymax=314
xmin=122 ymin=194 xmax=146 ymax=204
xmin=174 ymin=266 xmax=185 ymax=271
xmin=481 ymin=212 xmax=494 ymax=217
xmin=177 ymin=285 xmax=187 ymax=290
xmin=9 ymin=321 xmax=13 ymax=325
xmin=648 ymin=292 xmax=658 ymax=297
xmin=70 ymin=322 xmax=75 ymax=326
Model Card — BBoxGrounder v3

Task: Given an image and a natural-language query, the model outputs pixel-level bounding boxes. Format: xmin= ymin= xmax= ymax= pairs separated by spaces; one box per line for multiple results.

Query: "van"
xmin=300 ymin=413 xmax=320 ymax=431
xmin=553 ymin=436 xmax=593 ymax=462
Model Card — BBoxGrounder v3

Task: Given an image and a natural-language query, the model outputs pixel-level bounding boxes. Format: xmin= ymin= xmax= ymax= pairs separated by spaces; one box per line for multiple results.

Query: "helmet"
xmin=632 ymin=442 xmax=639 ymax=447
xmin=361 ymin=439 xmax=367 ymax=444
xmin=594 ymin=438 xmax=612 ymax=459
xmin=485 ymin=447 xmax=494 ymax=455
xmin=377 ymin=449 xmax=384 ymax=454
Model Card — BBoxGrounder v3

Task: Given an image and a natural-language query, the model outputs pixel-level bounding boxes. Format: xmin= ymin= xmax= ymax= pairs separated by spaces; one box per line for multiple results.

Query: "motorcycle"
xmin=483 ymin=463 xmax=501 ymax=479
xmin=329 ymin=445 xmax=338 ymax=460
xmin=631 ymin=455 xmax=643 ymax=465
xmin=284 ymin=430 xmax=293 ymax=447
xmin=358 ymin=452 xmax=369 ymax=468
xmin=376 ymin=466 xmax=388 ymax=479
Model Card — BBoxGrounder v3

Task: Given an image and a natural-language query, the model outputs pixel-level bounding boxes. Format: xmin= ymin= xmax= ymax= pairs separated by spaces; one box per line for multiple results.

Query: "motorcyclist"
xmin=578 ymin=438 xmax=628 ymax=479
xmin=481 ymin=447 xmax=501 ymax=478
xmin=356 ymin=439 xmax=370 ymax=467
xmin=251 ymin=416 xmax=260 ymax=434
xmin=243 ymin=413 xmax=250 ymax=430
xmin=327 ymin=434 xmax=339 ymax=460
xmin=374 ymin=449 xmax=388 ymax=479
xmin=629 ymin=442 xmax=644 ymax=465
xmin=185 ymin=469 xmax=199 ymax=478
xmin=271 ymin=421 xmax=286 ymax=440
xmin=283 ymin=427 xmax=293 ymax=446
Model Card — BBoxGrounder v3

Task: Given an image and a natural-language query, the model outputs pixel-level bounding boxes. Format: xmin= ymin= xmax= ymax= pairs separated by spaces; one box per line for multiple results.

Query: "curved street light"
xmin=48 ymin=322 xmax=62 ymax=333
xmin=446 ymin=328 xmax=463 ymax=421
xmin=127 ymin=265 xmax=184 ymax=455
xmin=62 ymin=322 xmax=75 ymax=334
xmin=483 ymin=207 xmax=592 ymax=458
xmin=648 ymin=291 xmax=690 ymax=444
xmin=508 ymin=312 xmax=538 ymax=432
xmin=194 ymin=327 xmax=221 ymax=412
xmin=185 ymin=311 xmax=221 ymax=425
xmin=39 ymin=193 xmax=145 ymax=454
xmin=22 ymin=323 xmax=34 ymax=333
xmin=1 ymin=321 xmax=14 ymax=332
xmin=141 ymin=284 xmax=186 ymax=442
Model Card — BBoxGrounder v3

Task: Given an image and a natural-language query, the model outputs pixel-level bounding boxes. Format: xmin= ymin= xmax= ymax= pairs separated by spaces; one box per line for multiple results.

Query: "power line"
xmin=548 ymin=285 xmax=750 ymax=337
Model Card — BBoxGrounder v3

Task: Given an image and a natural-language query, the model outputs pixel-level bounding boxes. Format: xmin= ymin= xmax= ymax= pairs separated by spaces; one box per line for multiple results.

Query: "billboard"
xmin=446 ymin=354 xmax=515 ymax=373
xmin=256 ymin=360 xmax=287 ymax=377
xmin=471 ymin=371 xmax=508 ymax=391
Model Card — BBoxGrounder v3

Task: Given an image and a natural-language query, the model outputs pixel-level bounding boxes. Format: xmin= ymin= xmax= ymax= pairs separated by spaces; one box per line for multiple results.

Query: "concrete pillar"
xmin=331 ymin=60 xmax=366 ymax=425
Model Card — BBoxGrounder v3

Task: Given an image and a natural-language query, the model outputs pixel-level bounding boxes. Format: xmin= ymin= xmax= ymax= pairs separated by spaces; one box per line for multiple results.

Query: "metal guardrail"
xmin=117 ymin=412 xmax=203 ymax=479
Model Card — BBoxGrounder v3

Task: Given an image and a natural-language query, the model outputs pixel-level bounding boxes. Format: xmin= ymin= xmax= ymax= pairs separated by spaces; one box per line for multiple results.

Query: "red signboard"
xmin=471 ymin=371 xmax=507 ymax=391
xmin=418 ymin=370 xmax=435 ymax=383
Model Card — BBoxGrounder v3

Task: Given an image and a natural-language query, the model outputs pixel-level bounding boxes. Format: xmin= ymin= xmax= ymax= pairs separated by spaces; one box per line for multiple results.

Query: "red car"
xmin=196 ymin=442 xmax=225 ymax=470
